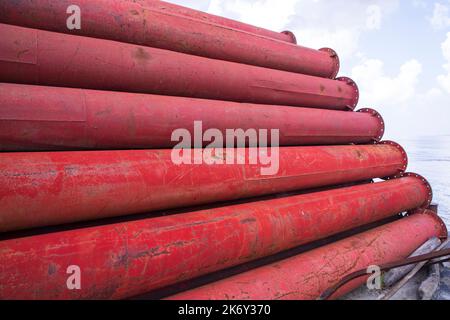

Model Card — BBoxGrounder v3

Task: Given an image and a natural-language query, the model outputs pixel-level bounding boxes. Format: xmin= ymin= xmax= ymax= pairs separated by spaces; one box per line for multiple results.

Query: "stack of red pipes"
xmin=0 ymin=0 xmax=447 ymax=300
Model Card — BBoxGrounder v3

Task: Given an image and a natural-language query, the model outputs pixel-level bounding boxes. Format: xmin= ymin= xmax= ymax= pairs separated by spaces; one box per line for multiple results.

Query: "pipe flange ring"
xmin=402 ymin=172 xmax=433 ymax=209
xmin=281 ymin=30 xmax=297 ymax=44
xmin=319 ymin=47 xmax=340 ymax=79
xmin=357 ymin=108 xmax=385 ymax=142
xmin=336 ymin=76 xmax=359 ymax=110
xmin=423 ymin=209 xmax=448 ymax=240
xmin=379 ymin=141 xmax=408 ymax=179
xmin=408 ymin=208 xmax=448 ymax=239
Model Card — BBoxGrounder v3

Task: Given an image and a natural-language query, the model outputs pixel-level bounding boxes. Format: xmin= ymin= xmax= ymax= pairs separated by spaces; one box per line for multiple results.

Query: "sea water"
xmin=397 ymin=135 xmax=450 ymax=228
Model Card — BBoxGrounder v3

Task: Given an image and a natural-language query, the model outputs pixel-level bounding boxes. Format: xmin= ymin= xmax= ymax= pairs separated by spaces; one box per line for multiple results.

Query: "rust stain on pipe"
xmin=0 ymin=144 xmax=408 ymax=232
xmin=0 ymin=0 xmax=337 ymax=77
xmin=0 ymin=24 xmax=357 ymax=110
xmin=0 ymin=83 xmax=382 ymax=151
xmin=0 ymin=177 xmax=435 ymax=299
xmin=167 ymin=211 xmax=448 ymax=300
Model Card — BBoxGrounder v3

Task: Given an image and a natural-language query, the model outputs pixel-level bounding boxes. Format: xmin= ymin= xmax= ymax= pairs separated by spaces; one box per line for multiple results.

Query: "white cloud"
xmin=203 ymin=0 xmax=399 ymax=63
xmin=207 ymin=0 xmax=299 ymax=32
xmin=349 ymin=57 xmax=450 ymax=140
xmin=426 ymin=87 xmax=443 ymax=97
xmin=165 ymin=0 xmax=211 ymax=12
xmin=366 ymin=5 xmax=382 ymax=30
xmin=297 ymin=28 xmax=361 ymax=62
xmin=437 ymin=32 xmax=450 ymax=93
xmin=351 ymin=58 xmax=422 ymax=106
xmin=290 ymin=1 xmax=398 ymax=63
xmin=387 ymin=88 xmax=449 ymax=139
xmin=164 ymin=0 xmax=449 ymax=138
xmin=350 ymin=53 xmax=450 ymax=139
xmin=430 ymin=3 xmax=450 ymax=29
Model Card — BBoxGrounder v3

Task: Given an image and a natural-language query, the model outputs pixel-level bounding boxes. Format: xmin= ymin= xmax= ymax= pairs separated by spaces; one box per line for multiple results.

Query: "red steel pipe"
xmin=0 ymin=144 xmax=408 ymax=232
xmin=127 ymin=0 xmax=297 ymax=43
xmin=0 ymin=177 xmax=435 ymax=299
xmin=0 ymin=83 xmax=382 ymax=151
xmin=0 ymin=0 xmax=336 ymax=77
xmin=0 ymin=24 xmax=357 ymax=110
xmin=168 ymin=211 xmax=448 ymax=300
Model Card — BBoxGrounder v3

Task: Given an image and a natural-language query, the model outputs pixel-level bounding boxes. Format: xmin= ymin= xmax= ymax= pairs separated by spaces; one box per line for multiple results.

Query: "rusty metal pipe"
xmin=0 ymin=177 xmax=435 ymax=299
xmin=126 ymin=0 xmax=297 ymax=43
xmin=167 ymin=211 xmax=448 ymax=300
xmin=0 ymin=24 xmax=357 ymax=110
xmin=318 ymin=238 xmax=448 ymax=300
xmin=0 ymin=0 xmax=336 ymax=77
xmin=0 ymin=83 xmax=382 ymax=151
xmin=0 ymin=143 xmax=408 ymax=232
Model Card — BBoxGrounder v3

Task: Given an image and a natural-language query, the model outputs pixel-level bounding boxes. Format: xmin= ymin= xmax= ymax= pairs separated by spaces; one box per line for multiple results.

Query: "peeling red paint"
xmin=168 ymin=212 xmax=448 ymax=300
xmin=127 ymin=0 xmax=297 ymax=43
xmin=0 ymin=177 xmax=435 ymax=299
xmin=0 ymin=0 xmax=334 ymax=76
xmin=0 ymin=24 xmax=356 ymax=109
xmin=0 ymin=144 xmax=407 ymax=232
xmin=0 ymin=83 xmax=382 ymax=151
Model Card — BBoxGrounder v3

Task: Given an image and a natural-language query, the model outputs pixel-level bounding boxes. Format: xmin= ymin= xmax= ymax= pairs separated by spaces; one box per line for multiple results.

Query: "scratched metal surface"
xmin=167 ymin=213 xmax=447 ymax=300
xmin=0 ymin=23 xmax=357 ymax=110
xmin=0 ymin=144 xmax=407 ymax=232
xmin=0 ymin=83 xmax=382 ymax=151
xmin=0 ymin=178 xmax=435 ymax=299
xmin=126 ymin=0 xmax=296 ymax=43
xmin=0 ymin=0 xmax=333 ymax=77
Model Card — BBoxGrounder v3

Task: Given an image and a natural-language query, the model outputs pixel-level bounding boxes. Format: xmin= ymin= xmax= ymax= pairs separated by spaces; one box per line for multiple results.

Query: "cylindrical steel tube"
xmin=0 ymin=24 xmax=358 ymax=110
xmin=0 ymin=144 xmax=408 ymax=232
xmin=0 ymin=83 xmax=382 ymax=151
xmin=127 ymin=0 xmax=297 ymax=43
xmin=0 ymin=0 xmax=337 ymax=77
xmin=168 ymin=211 xmax=448 ymax=300
xmin=0 ymin=178 xmax=436 ymax=299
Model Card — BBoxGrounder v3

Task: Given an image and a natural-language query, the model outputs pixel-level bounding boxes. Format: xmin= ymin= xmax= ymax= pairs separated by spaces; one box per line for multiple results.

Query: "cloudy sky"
xmin=167 ymin=0 xmax=450 ymax=140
